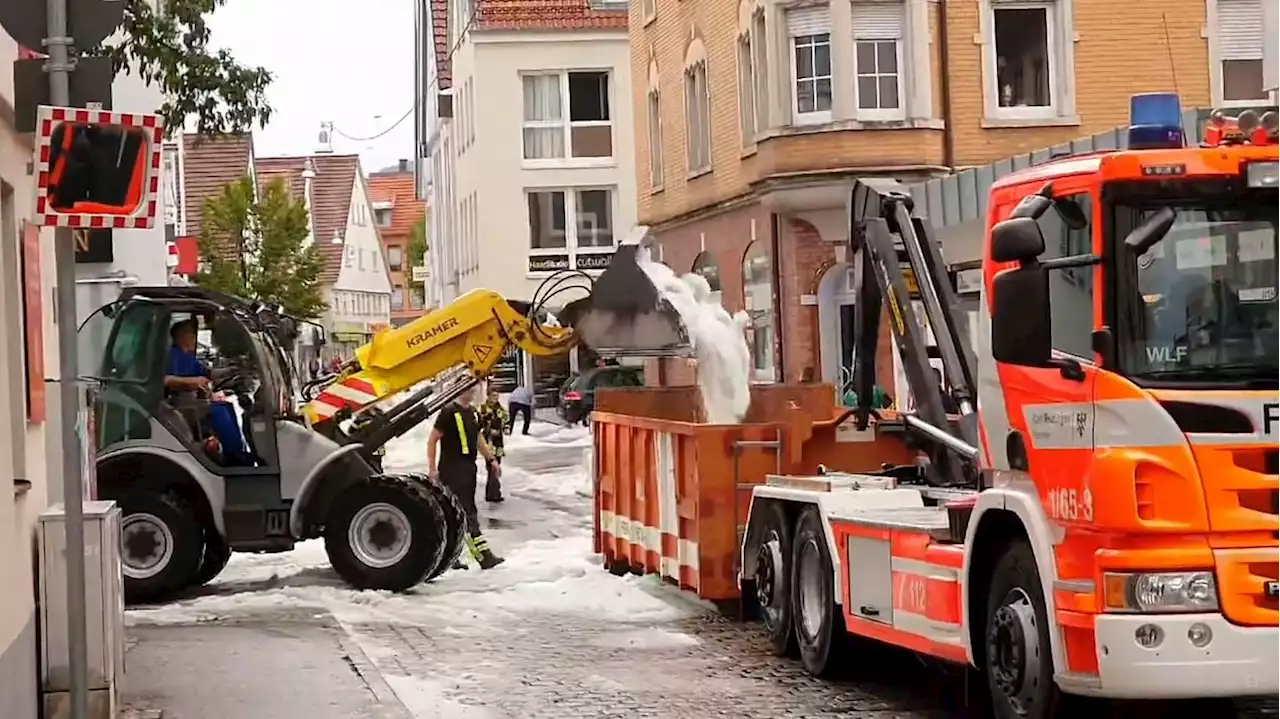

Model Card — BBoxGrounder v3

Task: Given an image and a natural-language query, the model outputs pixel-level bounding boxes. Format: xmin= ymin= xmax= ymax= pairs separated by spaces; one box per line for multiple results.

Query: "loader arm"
xmin=303 ymin=289 xmax=576 ymax=425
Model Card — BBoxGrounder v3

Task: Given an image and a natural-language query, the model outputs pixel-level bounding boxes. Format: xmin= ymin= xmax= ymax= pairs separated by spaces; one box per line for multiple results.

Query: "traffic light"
xmin=34 ymin=105 xmax=163 ymax=229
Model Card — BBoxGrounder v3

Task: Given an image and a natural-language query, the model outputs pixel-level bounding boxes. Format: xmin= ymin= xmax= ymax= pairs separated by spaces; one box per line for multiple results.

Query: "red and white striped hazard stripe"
xmin=309 ymin=377 xmax=381 ymax=419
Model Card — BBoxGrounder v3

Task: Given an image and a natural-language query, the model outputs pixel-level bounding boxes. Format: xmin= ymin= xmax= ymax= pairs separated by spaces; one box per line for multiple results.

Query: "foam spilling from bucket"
xmin=635 ymin=247 xmax=751 ymax=424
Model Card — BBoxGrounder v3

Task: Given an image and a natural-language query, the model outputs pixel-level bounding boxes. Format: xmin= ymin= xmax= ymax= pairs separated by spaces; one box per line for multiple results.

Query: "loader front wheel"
xmin=417 ymin=475 xmax=467 ymax=580
xmin=754 ymin=501 xmax=797 ymax=657
xmin=324 ymin=475 xmax=446 ymax=591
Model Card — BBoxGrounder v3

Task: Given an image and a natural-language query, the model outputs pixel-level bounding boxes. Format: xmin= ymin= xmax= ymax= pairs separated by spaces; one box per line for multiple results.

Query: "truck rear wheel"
xmin=983 ymin=539 xmax=1062 ymax=719
xmin=324 ymin=475 xmax=446 ymax=591
xmin=792 ymin=506 xmax=847 ymax=677
xmin=754 ymin=501 xmax=797 ymax=656
xmin=417 ymin=475 xmax=467 ymax=580
xmin=119 ymin=491 xmax=204 ymax=605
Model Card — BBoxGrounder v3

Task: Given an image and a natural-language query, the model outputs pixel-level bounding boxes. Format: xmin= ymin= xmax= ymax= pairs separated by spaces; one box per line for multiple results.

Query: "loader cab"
xmin=80 ymin=292 xmax=285 ymax=478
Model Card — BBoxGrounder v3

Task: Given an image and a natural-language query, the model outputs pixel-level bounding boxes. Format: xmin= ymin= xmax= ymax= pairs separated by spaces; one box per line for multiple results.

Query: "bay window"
xmin=787 ymin=6 xmax=833 ymax=124
xmin=852 ymin=1 xmax=906 ymax=120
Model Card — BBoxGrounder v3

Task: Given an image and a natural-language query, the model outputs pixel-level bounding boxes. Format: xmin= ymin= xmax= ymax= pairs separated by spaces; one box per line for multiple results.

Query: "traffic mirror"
xmin=34 ymin=106 xmax=164 ymax=229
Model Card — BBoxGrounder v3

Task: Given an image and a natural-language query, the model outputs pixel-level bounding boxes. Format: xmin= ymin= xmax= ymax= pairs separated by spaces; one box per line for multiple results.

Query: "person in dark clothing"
xmin=507 ymin=384 xmax=533 ymax=435
xmin=428 ymin=387 xmax=505 ymax=570
xmin=477 ymin=387 xmax=509 ymax=503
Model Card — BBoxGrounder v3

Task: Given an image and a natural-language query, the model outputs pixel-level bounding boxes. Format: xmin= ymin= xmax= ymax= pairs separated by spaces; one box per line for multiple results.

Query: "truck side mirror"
xmin=991 ymin=266 xmax=1052 ymax=367
xmin=990 ymin=217 xmax=1045 ymax=263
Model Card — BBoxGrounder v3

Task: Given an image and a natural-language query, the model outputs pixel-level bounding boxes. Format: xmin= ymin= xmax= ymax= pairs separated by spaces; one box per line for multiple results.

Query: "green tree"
xmin=196 ymin=176 xmax=326 ymax=319
xmin=97 ymin=0 xmax=273 ymax=134
xmin=407 ymin=217 xmax=428 ymax=269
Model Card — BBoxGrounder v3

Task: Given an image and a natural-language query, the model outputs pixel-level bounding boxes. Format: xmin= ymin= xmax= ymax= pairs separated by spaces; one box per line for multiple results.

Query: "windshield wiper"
xmin=1138 ymin=363 xmax=1280 ymax=382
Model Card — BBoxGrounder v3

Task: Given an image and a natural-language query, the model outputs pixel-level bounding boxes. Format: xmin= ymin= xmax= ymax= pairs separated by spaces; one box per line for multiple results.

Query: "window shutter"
xmin=1218 ymin=0 xmax=1263 ymax=60
xmin=787 ymin=6 xmax=831 ymax=37
xmin=851 ymin=1 xmax=904 ymax=40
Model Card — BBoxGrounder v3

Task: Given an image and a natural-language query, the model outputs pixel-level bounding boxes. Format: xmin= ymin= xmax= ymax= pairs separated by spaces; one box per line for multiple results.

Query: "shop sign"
xmin=528 ymin=255 xmax=570 ymax=273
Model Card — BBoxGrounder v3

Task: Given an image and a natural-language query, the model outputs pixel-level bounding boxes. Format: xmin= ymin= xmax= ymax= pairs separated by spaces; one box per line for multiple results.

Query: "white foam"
xmin=636 ymin=249 xmax=751 ymax=424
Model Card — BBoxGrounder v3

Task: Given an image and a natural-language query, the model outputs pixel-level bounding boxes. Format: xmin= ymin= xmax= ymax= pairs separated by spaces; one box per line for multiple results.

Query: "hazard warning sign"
xmin=473 ymin=344 xmax=493 ymax=363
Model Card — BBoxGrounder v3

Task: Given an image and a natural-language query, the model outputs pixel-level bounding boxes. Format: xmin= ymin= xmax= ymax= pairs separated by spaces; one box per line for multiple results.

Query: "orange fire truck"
xmin=735 ymin=94 xmax=1278 ymax=716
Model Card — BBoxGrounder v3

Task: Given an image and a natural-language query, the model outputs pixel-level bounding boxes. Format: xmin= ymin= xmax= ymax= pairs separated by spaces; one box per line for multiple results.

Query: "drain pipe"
xmin=769 ymin=213 xmax=786 ymax=381
xmin=938 ymin=0 xmax=955 ymax=169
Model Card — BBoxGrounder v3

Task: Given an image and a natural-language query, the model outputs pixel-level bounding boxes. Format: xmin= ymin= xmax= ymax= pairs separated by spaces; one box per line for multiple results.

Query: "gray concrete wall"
xmin=0 ymin=611 xmax=39 ymax=719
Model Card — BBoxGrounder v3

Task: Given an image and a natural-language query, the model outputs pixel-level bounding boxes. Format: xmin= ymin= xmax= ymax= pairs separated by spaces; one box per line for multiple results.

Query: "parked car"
xmin=558 ymin=365 xmax=643 ymax=425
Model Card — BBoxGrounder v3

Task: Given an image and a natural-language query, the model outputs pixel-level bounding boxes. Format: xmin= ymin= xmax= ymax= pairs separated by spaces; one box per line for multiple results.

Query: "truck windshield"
xmin=1116 ymin=197 xmax=1277 ymax=384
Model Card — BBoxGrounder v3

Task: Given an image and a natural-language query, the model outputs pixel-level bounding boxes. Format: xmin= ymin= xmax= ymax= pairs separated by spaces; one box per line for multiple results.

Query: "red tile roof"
xmin=254 ymin=154 xmax=362 ymax=284
xmin=475 ymin=0 xmax=627 ymax=31
xmin=368 ymin=171 xmax=426 ymax=240
xmin=431 ymin=0 xmax=451 ymax=90
xmin=181 ymin=134 xmax=254 ymax=255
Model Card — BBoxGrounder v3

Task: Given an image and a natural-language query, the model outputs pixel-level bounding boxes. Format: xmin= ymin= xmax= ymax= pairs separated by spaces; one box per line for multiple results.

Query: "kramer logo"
xmin=1263 ymin=403 xmax=1278 ymax=436
xmin=407 ymin=317 xmax=459 ymax=348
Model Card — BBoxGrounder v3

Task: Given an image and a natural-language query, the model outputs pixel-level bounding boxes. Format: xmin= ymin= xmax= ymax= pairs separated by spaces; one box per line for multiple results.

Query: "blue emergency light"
xmin=1127 ymin=93 xmax=1185 ymax=150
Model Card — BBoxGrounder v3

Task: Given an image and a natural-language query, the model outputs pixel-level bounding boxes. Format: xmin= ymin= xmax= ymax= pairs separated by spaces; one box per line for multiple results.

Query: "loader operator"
xmin=427 ymin=386 xmax=506 ymax=570
xmin=164 ymin=319 xmax=249 ymax=465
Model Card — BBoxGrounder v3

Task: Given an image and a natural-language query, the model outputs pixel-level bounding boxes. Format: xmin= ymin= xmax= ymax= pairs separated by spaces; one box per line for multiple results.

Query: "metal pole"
xmin=46 ymin=0 xmax=91 ymax=714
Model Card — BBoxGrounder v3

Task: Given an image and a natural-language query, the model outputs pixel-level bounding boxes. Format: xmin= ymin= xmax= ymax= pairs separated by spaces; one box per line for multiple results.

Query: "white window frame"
xmin=982 ymin=0 xmax=1066 ymax=122
xmin=751 ymin=11 xmax=770 ymax=133
xmin=788 ymin=27 xmax=834 ymax=125
xmin=647 ymin=89 xmax=664 ymax=190
xmin=853 ymin=38 xmax=906 ymax=121
xmin=738 ymin=31 xmax=757 ymax=147
xmin=684 ymin=62 xmax=713 ymax=176
xmin=525 ymin=187 xmax=619 ymax=275
xmin=641 ymin=0 xmax=656 ymax=25
xmin=520 ymin=70 xmax=616 ymax=167
xmin=1208 ymin=0 xmax=1268 ymax=107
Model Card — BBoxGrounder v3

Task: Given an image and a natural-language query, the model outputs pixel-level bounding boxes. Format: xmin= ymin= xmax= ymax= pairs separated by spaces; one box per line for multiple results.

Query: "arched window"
xmin=690 ymin=251 xmax=723 ymax=306
xmin=741 ymin=241 xmax=778 ymax=382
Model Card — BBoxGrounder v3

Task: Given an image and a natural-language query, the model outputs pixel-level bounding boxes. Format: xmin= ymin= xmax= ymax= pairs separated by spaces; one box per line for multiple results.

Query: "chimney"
xmin=316 ymin=122 xmax=334 ymax=154
xmin=398 ymin=158 xmax=409 ymax=172
xmin=301 ymin=158 xmax=318 ymax=248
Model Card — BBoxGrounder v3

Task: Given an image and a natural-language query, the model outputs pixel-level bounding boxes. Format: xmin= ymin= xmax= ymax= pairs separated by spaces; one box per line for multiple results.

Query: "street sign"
xmin=0 ymin=0 xmax=125 ymax=50
xmin=411 ymin=265 xmax=428 ymax=282
xmin=13 ymin=55 xmax=113 ymax=132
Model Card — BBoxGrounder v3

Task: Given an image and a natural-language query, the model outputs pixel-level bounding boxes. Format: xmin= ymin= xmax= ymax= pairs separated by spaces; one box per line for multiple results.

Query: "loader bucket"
xmin=564 ymin=244 xmax=692 ymax=357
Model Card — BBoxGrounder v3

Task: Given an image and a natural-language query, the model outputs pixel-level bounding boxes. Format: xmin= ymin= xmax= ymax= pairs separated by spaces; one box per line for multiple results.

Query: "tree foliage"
xmin=97 ymin=0 xmax=273 ymax=135
xmin=197 ymin=177 xmax=327 ymax=319
xmin=408 ymin=217 xmax=428 ymax=269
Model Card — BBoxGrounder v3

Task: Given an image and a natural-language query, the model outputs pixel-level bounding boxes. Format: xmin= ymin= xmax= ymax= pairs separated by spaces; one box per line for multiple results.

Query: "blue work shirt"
xmin=167 ymin=346 xmax=209 ymax=379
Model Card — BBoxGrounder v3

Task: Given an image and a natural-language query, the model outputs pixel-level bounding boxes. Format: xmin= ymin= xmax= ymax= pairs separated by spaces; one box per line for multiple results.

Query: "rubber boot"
xmin=451 ymin=560 xmax=468 ymax=571
xmin=478 ymin=551 xmax=505 ymax=570
xmin=467 ymin=535 xmax=505 ymax=570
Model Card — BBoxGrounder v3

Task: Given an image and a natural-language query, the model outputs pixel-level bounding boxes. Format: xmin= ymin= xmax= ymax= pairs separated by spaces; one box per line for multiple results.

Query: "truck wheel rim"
xmin=121 ymin=513 xmax=175 ymax=580
xmin=986 ymin=587 xmax=1041 ymax=715
xmin=756 ymin=535 xmax=784 ymax=612
xmin=797 ymin=539 xmax=826 ymax=639
xmin=349 ymin=502 xmax=413 ymax=569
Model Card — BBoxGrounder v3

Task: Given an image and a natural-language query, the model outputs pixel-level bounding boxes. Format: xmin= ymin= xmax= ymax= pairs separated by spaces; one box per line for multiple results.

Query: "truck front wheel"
xmin=324 ymin=475 xmax=446 ymax=591
xmin=983 ymin=539 xmax=1062 ymax=719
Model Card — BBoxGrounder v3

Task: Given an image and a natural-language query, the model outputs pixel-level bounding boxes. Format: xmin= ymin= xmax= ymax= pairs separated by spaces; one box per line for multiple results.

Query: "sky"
xmin=205 ymin=0 xmax=418 ymax=174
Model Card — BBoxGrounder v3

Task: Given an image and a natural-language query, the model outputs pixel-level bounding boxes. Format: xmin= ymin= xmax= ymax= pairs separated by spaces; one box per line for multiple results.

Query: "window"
xmin=852 ymin=1 xmax=905 ymax=119
xmin=684 ymin=62 xmax=712 ymax=174
xmin=1033 ymin=192 xmax=1094 ymax=358
xmin=742 ymin=241 xmax=778 ymax=382
xmin=640 ymin=0 xmax=655 ymax=22
xmin=467 ymin=77 xmax=476 ymax=144
xmin=521 ymin=71 xmax=613 ymax=160
xmin=375 ymin=208 xmax=392 ymax=228
xmin=751 ymin=12 xmax=770 ymax=133
xmin=392 ymin=286 xmax=405 ymax=311
xmin=411 ymin=287 xmax=425 ymax=310
xmin=990 ymin=3 xmax=1058 ymax=118
xmin=738 ymin=33 xmax=757 ymax=147
xmin=787 ymin=7 xmax=833 ymax=123
xmin=526 ymin=187 xmax=618 ymax=268
xmin=388 ymin=245 xmax=404 ymax=271
xmin=1217 ymin=0 xmax=1265 ymax=103
xmin=647 ymin=90 xmax=663 ymax=188
xmin=575 ymin=189 xmax=614 ymax=248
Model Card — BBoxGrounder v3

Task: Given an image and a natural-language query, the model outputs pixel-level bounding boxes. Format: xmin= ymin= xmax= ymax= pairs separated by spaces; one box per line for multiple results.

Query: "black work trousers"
xmin=508 ymin=402 xmax=532 ymax=435
xmin=439 ymin=460 xmax=481 ymax=536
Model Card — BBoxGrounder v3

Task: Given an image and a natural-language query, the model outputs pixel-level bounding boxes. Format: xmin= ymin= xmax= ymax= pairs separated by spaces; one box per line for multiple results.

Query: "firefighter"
xmin=427 ymin=386 xmax=505 ymax=570
xmin=477 ymin=387 xmax=509 ymax=503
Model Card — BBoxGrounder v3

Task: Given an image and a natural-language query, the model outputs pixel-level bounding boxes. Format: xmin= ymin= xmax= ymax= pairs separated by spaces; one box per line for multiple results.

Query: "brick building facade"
xmin=631 ymin=0 xmax=1258 ymax=394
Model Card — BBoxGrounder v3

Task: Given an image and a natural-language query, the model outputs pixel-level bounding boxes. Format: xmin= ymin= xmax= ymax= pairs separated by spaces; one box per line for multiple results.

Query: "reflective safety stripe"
xmin=455 ymin=412 xmax=469 ymax=454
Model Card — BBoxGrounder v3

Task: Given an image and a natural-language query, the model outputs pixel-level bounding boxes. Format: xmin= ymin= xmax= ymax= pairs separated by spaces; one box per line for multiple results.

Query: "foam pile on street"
xmin=636 ymin=247 xmax=752 ymax=424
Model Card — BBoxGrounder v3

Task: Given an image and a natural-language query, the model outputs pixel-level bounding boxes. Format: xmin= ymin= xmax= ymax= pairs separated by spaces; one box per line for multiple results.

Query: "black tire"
xmin=323 ymin=475 xmax=447 ymax=591
xmin=753 ymin=501 xmax=798 ymax=656
xmin=983 ymin=539 xmax=1063 ymax=719
xmin=195 ymin=529 xmax=232 ymax=587
xmin=792 ymin=506 xmax=848 ymax=677
xmin=415 ymin=475 xmax=466 ymax=581
xmin=119 ymin=491 xmax=205 ymax=605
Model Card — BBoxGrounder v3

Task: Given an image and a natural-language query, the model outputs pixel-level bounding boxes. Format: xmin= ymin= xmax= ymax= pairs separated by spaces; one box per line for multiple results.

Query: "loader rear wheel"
xmin=324 ymin=475 xmax=446 ymax=591
xmin=119 ymin=491 xmax=204 ymax=605
xmin=792 ymin=506 xmax=847 ymax=677
xmin=754 ymin=501 xmax=797 ymax=657
xmin=983 ymin=539 xmax=1062 ymax=719
xmin=417 ymin=475 xmax=467 ymax=580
